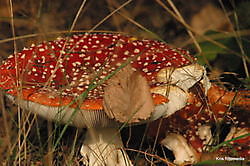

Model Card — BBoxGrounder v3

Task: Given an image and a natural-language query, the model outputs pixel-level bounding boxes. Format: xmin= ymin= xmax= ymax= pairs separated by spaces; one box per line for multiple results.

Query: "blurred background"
xmin=0 ymin=0 xmax=249 ymax=165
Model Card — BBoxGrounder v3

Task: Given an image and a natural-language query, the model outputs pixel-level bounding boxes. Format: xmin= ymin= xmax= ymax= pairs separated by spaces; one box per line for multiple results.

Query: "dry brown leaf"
xmin=190 ymin=3 xmax=233 ymax=34
xmin=103 ymin=64 xmax=154 ymax=123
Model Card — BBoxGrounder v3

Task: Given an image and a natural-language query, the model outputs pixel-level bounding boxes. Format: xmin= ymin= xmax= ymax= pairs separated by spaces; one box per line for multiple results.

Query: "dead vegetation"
xmin=0 ymin=0 xmax=249 ymax=165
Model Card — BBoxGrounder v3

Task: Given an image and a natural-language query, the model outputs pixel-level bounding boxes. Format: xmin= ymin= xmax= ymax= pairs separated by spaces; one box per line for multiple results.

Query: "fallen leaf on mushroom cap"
xmin=103 ymin=64 xmax=154 ymax=123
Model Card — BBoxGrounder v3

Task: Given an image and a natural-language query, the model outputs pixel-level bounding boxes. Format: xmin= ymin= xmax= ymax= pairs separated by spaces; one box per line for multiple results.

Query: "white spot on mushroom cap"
xmin=134 ymin=48 xmax=140 ymax=53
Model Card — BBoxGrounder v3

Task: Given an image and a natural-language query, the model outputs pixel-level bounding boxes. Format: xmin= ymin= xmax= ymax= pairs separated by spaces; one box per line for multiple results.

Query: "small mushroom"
xmin=148 ymin=83 xmax=250 ymax=164
xmin=160 ymin=133 xmax=199 ymax=165
xmin=0 ymin=33 xmax=208 ymax=165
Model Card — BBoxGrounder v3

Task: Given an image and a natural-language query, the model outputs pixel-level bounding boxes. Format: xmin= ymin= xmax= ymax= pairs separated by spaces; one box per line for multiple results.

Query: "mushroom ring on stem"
xmin=0 ymin=33 xmax=209 ymax=165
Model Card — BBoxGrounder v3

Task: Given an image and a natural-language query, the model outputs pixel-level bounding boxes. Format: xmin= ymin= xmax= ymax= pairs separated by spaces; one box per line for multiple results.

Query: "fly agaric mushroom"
xmin=147 ymin=83 xmax=250 ymax=164
xmin=0 ymin=33 xmax=209 ymax=165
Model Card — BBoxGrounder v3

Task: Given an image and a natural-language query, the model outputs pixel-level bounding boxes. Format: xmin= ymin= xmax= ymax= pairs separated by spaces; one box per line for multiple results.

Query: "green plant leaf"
xmin=194 ymin=160 xmax=226 ymax=166
xmin=197 ymin=30 xmax=235 ymax=65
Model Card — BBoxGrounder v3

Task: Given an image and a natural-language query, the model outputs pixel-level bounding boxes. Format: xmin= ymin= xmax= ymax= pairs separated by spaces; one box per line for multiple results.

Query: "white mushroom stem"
xmin=160 ymin=133 xmax=199 ymax=165
xmin=197 ymin=125 xmax=213 ymax=147
xmin=81 ymin=127 xmax=133 ymax=166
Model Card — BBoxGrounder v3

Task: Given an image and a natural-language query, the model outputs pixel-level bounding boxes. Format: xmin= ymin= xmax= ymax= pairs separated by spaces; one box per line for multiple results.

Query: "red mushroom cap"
xmin=0 ymin=33 xmax=195 ymax=111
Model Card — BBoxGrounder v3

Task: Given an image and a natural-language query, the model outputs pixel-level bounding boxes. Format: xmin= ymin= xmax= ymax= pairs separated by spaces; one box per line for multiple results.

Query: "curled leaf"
xmin=103 ymin=65 xmax=154 ymax=123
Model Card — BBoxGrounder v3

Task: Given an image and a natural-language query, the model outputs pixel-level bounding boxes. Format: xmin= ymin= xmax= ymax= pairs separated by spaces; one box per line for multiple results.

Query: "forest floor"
xmin=0 ymin=0 xmax=249 ymax=165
